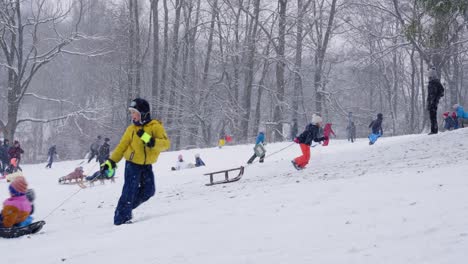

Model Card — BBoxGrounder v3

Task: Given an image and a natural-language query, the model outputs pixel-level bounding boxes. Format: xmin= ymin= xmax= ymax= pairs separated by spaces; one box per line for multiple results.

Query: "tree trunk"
xmin=127 ymin=0 xmax=135 ymax=103
xmin=253 ymin=43 xmax=271 ymax=135
xmin=241 ymin=0 xmax=260 ymax=141
xmin=187 ymin=0 xmax=202 ymax=146
xmin=151 ymin=0 xmax=160 ymax=115
xmin=158 ymin=0 xmax=170 ymax=117
xmin=313 ymin=0 xmax=337 ymax=115
xmin=292 ymin=0 xmax=307 ymax=124
xmin=166 ymin=0 xmax=183 ymax=132
xmin=410 ymin=48 xmax=416 ymax=133
xmin=134 ymin=0 xmax=142 ymax=96
xmin=272 ymin=0 xmax=287 ymax=142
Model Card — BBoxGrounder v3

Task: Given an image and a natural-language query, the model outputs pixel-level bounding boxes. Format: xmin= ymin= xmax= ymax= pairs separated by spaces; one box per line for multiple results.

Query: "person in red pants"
xmin=322 ymin=123 xmax=336 ymax=146
xmin=292 ymin=115 xmax=327 ymax=170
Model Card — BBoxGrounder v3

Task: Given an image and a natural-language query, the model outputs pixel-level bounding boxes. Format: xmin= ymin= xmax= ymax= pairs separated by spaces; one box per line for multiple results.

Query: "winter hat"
xmin=104 ymin=138 xmax=110 ymax=142
xmin=377 ymin=113 xmax=383 ymax=119
xmin=129 ymin=98 xmax=150 ymax=116
xmin=9 ymin=176 xmax=28 ymax=196
xmin=453 ymin=104 xmax=460 ymax=110
xmin=311 ymin=114 xmax=323 ymax=125
xmin=428 ymin=67 xmax=438 ymax=80
xmin=442 ymin=112 xmax=449 ymax=118
xmin=178 ymin=154 xmax=183 ymax=161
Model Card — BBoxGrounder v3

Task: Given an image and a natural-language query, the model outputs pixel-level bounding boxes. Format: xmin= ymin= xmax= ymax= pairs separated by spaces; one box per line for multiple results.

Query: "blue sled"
xmin=368 ymin=133 xmax=381 ymax=145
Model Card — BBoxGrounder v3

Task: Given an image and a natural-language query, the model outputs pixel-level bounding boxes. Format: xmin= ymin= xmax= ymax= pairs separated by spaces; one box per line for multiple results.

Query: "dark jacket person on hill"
xmin=427 ymin=67 xmax=444 ymax=135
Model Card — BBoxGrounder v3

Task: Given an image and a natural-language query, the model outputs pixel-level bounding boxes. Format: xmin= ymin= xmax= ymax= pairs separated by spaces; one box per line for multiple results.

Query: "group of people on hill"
xmin=423 ymin=67 xmax=468 ymax=134
xmin=440 ymin=104 xmax=468 ymax=131
xmin=0 ymin=139 xmax=24 ymax=177
xmin=3 ymin=64 xmax=466 ymax=229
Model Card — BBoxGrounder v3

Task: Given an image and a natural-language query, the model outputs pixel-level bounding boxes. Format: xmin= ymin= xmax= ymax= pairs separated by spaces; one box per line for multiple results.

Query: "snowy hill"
xmin=1 ymin=130 xmax=468 ymax=264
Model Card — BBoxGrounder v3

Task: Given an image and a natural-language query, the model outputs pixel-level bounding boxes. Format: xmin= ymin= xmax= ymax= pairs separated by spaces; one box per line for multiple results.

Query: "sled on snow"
xmin=0 ymin=221 xmax=45 ymax=239
xmin=204 ymin=166 xmax=244 ymax=186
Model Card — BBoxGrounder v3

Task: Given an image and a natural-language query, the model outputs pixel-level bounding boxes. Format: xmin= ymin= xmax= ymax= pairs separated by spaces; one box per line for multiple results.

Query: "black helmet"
xmin=129 ymin=98 xmax=150 ymax=116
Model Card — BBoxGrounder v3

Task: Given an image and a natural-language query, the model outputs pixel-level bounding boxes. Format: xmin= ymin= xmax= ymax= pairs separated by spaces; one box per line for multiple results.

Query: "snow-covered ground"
xmin=1 ymin=129 xmax=468 ymax=264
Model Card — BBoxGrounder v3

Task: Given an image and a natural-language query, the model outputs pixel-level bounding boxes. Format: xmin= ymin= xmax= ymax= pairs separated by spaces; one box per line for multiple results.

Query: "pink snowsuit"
xmin=322 ymin=123 xmax=335 ymax=146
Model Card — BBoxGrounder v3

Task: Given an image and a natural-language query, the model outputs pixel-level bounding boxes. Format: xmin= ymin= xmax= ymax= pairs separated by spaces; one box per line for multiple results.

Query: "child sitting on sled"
xmin=86 ymin=167 xmax=116 ymax=185
xmin=0 ymin=176 xmax=35 ymax=228
xmin=59 ymin=166 xmax=86 ymax=184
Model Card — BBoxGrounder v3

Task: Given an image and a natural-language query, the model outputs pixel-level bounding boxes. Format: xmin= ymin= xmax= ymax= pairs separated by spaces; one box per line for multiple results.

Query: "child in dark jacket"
xmin=368 ymin=113 xmax=383 ymax=145
xmin=292 ymin=115 xmax=327 ymax=170
xmin=194 ymin=154 xmax=206 ymax=167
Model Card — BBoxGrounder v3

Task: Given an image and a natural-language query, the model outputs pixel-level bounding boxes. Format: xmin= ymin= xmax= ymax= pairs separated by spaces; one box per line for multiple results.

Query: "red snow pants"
xmin=294 ymin=143 xmax=311 ymax=168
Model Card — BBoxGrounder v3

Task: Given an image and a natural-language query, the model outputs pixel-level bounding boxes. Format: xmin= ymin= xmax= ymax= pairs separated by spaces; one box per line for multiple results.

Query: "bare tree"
xmin=0 ymin=0 xmax=86 ymax=141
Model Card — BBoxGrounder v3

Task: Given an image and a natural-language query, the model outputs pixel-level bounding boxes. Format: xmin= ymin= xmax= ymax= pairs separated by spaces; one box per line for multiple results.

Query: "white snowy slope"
xmin=1 ymin=129 xmax=468 ymax=264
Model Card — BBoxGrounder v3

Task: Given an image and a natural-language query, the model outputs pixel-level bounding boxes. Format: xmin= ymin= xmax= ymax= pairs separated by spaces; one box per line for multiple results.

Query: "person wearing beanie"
xmin=291 ymin=114 xmax=327 ymax=170
xmin=247 ymin=131 xmax=266 ymax=164
xmin=101 ymin=98 xmax=170 ymax=225
xmin=1 ymin=176 xmax=32 ymax=228
xmin=427 ymin=67 xmax=444 ymax=135
xmin=453 ymin=104 xmax=468 ymax=128
xmin=441 ymin=111 xmax=458 ymax=131
xmin=171 ymin=154 xmax=194 ymax=171
xmin=368 ymin=113 xmax=384 ymax=145
xmin=194 ymin=153 xmax=206 ymax=167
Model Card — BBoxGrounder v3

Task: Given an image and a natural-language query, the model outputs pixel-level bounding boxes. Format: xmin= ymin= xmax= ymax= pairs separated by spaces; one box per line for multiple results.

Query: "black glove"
xmin=100 ymin=159 xmax=116 ymax=173
xmin=315 ymin=136 xmax=327 ymax=142
xmin=136 ymin=128 xmax=145 ymax=138
xmin=137 ymin=128 xmax=155 ymax=147
xmin=147 ymin=137 xmax=155 ymax=148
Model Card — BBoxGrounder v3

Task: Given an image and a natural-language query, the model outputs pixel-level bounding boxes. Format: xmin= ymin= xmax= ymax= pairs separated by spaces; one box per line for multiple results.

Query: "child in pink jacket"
xmin=322 ymin=123 xmax=336 ymax=146
xmin=1 ymin=176 xmax=32 ymax=228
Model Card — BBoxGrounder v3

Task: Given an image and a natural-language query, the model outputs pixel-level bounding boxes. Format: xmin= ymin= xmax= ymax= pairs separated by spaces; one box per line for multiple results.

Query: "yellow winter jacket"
xmin=110 ymin=120 xmax=170 ymax=165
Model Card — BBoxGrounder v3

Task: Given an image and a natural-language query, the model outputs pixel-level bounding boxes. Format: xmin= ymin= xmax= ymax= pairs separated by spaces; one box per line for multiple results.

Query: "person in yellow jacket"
xmin=101 ymin=98 xmax=170 ymax=225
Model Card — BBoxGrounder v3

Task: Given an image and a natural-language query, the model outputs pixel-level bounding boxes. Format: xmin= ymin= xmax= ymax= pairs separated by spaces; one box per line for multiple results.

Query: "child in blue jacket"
xmin=247 ymin=132 xmax=266 ymax=164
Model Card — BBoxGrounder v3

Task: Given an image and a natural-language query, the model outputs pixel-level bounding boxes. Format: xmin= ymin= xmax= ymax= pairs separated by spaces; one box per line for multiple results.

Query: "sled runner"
xmin=204 ymin=166 xmax=244 ymax=186
xmin=0 ymin=221 xmax=45 ymax=239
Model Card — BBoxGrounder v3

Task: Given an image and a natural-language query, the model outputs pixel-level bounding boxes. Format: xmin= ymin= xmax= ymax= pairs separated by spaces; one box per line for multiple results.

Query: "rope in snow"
xmin=265 ymin=142 xmax=296 ymax=159
xmin=41 ymin=162 xmax=100 ymax=220
xmin=41 ymin=187 xmax=83 ymax=220
xmin=249 ymin=142 xmax=296 ymax=165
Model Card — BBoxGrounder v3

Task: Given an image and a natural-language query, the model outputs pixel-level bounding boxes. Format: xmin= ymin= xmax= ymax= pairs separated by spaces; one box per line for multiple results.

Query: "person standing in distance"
xmin=101 ymin=98 xmax=170 ymax=225
xmin=427 ymin=67 xmax=444 ymax=135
